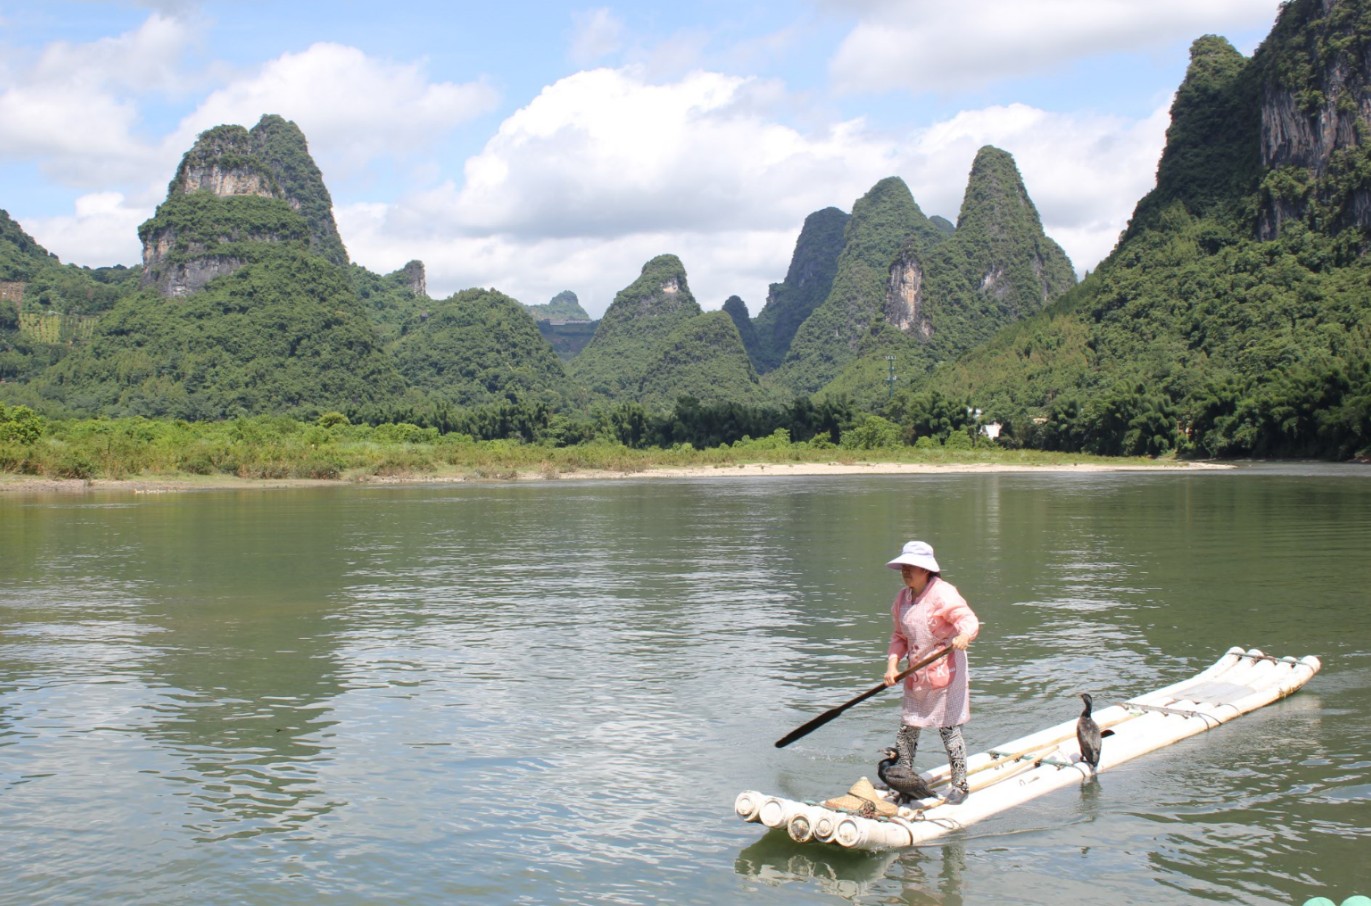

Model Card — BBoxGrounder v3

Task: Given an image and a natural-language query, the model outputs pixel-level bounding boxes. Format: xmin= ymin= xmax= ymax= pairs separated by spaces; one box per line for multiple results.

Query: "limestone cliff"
xmin=139 ymin=115 xmax=347 ymax=296
xmin=398 ymin=260 xmax=427 ymax=298
xmin=883 ymin=251 xmax=931 ymax=340
xmin=1127 ymin=0 xmax=1371 ymax=245
xmin=1257 ymin=0 xmax=1371 ymax=239
xmin=168 ymin=125 xmax=282 ymax=199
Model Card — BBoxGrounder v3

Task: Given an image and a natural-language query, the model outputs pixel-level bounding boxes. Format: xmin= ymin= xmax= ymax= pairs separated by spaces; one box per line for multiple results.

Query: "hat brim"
xmin=886 ymin=555 xmax=941 ymax=572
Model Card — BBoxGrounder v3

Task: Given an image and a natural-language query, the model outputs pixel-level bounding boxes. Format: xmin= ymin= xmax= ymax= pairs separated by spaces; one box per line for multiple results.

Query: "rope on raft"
xmin=1121 ymin=701 xmax=1231 ymax=727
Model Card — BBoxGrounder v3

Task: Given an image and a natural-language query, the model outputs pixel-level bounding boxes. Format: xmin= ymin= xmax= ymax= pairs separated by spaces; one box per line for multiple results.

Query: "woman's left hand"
xmin=950 ymin=633 xmax=971 ymax=650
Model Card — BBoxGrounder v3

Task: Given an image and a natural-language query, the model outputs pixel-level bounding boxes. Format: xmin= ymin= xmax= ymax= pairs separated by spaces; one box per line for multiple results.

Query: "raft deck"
xmin=736 ymin=646 xmax=1321 ymax=850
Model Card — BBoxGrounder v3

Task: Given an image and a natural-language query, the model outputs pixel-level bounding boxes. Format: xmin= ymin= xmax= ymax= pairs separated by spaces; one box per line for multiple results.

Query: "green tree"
xmin=0 ymin=403 xmax=44 ymax=444
xmin=841 ymin=414 xmax=903 ymax=449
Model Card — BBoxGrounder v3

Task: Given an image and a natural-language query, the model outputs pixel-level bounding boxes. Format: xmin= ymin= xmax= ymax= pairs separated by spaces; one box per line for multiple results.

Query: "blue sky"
xmin=1 ymin=0 xmax=1285 ymax=317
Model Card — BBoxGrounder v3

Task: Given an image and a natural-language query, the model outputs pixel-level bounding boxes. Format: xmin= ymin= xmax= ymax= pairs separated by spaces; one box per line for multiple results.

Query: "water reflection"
xmin=1 ymin=493 xmax=354 ymax=864
xmin=2 ymin=468 xmax=1370 ymax=904
xmin=735 ymin=830 xmax=974 ymax=904
xmin=736 ymin=830 xmax=904 ymax=900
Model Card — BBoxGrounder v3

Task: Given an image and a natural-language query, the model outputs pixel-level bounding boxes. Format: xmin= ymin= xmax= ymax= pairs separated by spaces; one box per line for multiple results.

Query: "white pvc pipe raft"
xmin=738 ymin=647 xmax=1321 ymax=851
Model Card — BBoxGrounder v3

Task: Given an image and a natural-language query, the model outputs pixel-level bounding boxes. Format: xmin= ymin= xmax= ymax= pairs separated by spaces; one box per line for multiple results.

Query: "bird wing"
xmin=1077 ymin=719 xmax=1102 ymax=766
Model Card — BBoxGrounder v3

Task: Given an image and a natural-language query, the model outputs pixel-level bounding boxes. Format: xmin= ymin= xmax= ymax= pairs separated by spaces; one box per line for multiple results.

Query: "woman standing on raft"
xmin=882 ymin=540 xmax=980 ymax=804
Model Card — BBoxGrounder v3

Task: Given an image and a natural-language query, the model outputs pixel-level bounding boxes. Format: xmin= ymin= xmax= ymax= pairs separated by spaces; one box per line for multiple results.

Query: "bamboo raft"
xmin=736 ymin=647 xmax=1321 ymax=851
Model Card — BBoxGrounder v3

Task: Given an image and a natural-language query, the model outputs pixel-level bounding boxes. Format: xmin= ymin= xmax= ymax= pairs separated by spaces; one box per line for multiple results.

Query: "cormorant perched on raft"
xmin=877 ymin=747 xmax=937 ymax=803
xmin=1076 ymin=692 xmax=1113 ymax=773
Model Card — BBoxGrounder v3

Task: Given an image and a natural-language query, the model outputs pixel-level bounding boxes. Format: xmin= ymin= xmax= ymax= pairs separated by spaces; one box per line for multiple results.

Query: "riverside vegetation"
xmin=0 ymin=401 xmax=1132 ymax=484
xmin=2 ymin=0 xmax=1370 ymax=471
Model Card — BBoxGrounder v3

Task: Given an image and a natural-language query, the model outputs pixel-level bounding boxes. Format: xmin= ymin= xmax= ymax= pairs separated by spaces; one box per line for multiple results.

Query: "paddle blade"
xmin=774 ymin=706 xmax=844 ymax=748
xmin=772 ymin=646 xmax=952 ymax=748
xmin=774 ymin=679 xmax=887 ymax=748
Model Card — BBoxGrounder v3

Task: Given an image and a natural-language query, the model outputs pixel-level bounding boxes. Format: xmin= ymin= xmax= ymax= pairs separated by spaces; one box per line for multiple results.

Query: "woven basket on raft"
xmin=822 ymin=776 xmax=898 ymax=818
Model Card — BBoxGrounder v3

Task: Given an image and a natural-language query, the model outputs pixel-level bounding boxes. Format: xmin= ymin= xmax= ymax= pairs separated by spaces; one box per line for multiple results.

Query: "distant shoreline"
xmin=0 ymin=459 xmax=1233 ymax=496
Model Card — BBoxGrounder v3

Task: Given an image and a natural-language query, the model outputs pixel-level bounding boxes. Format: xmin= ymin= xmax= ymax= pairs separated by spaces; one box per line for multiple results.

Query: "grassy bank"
xmin=0 ymin=413 xmax=1155 ymax=485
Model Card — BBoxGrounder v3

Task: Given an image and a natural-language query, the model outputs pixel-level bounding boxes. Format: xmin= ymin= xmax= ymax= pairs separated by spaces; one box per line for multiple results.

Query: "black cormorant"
xmin=877 ymin=747 xmax=937 ymax=803
xmin=1077 ymin=692 xmax=1104 ymax=773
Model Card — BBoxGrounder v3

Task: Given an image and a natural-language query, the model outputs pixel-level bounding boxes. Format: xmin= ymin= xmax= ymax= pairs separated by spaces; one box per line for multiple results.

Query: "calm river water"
xmin=2 ymin=465 xmax=1369 ymax=905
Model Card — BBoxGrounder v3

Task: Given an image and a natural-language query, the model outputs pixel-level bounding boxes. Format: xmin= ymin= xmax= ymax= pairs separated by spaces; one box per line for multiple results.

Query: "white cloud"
xmin=32 ymin=11 xmax=194 ymax=95
xmin=449 ymin=68 xmax=896 ymax=237
xmin=337 ymin=65 xmax=1169 ymax=315
xmin=0 ymin=13 xmax=192 ymax=185
xmin=8 ymin=8 xmax=1193 ymax=318
xmin=334 ymin=66 xmax=905 ymax=313
xmin=570 ymin=7 xmax=626 ymax=66
xmin=0 ymin=85 xmax=143 ymax=171
xmin=5 ymin=20 xmax=503 ymax=267
xmin=0 ymin=13 xmax=202 ymax=261
xmin=169 ymin=42 xmax=500 ymax=178
xmin=829 ymin=0 xmax=1283 ymax=93
xmin=896 ymin=102 xmax=1173 ymax=275
xmin=23 ymin=192 xmax=149 ymax=266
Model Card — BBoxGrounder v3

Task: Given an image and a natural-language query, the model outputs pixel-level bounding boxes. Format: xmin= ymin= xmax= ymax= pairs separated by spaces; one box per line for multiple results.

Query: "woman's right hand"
xmin=884 ymin=654 xmax=902 ymax=686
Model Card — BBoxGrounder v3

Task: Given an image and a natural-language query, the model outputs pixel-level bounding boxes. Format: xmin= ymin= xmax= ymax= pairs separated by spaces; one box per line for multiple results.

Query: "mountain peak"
xmin=246 ymin=115 xmax=348 ymax=265
xmin=751 ymin=206 xmax=849 ymax=372
xmin=139 ymin=114 xmax=348 ymax=296
xmin=1123 ymin=35 xmax=1259 ymax=243
xmin=768 ymin=176 xmax=938 ymax=394
xmin=526 ymin=289 xmax=590 ymax=322
xmin=940 ymin=144 xmax=1075 ymax=313
xmin=169 ymin=124 xmax=283 ymax=200
xmin=602 ymin=254 xmax=697 ymax=322
xmin=956 ymin=146 xmax=1045 ymax=239
xmin=567 ymin=254 xmax=706 ymax=401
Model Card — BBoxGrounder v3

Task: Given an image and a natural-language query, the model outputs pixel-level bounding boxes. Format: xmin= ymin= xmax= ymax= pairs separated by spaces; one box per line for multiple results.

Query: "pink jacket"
xmin=888 ymin=577 xmax=980 ymax=689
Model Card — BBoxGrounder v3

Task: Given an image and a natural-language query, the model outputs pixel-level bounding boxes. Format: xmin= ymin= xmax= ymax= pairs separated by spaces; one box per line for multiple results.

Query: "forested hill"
xmin=566 ymin=254 xmax=766 ymax=406
xmin=3 ymin=0 xmax=1369 ymax=462
xmin=757 ymin=147 xmax=1077 ymax=408
xmin=1 ymin=210 xmax=137 ymax=378
xmin=767 ymin=177 xmax=946 ymax=396
xmin=1 ymin=115 xmax=1077 ymax=426
xmin=12 ymin=115 xmax=410 ymax=419
xmin=0 ymin=210 xmax=53 ymax=279
xmin=914 ymin=0 xmax=1371 ymax=460
xmin=819 ymin=145 xmax=1077 ymax=408
xmin=391 ymin=288 xmax=571 ymax=409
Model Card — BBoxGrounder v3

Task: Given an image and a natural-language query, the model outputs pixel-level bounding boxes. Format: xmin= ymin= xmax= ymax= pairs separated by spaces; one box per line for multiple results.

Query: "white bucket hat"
xmin=886 ymin=540 xmax=941 ymax=573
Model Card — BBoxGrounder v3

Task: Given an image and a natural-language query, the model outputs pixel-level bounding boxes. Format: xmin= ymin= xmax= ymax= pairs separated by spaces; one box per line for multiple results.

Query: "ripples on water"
xmin=2 ymin=468 xmax=1369 ymax=904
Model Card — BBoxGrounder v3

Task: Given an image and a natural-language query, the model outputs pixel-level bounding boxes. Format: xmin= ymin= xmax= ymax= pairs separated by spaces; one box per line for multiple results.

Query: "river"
xmin=2 ymin=465 xmax=1368 ymax=905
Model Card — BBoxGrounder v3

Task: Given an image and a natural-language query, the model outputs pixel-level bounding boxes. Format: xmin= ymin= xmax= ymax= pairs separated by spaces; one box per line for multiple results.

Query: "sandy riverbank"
xmin=0 ymin=460 xmax=1232 ymax=496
